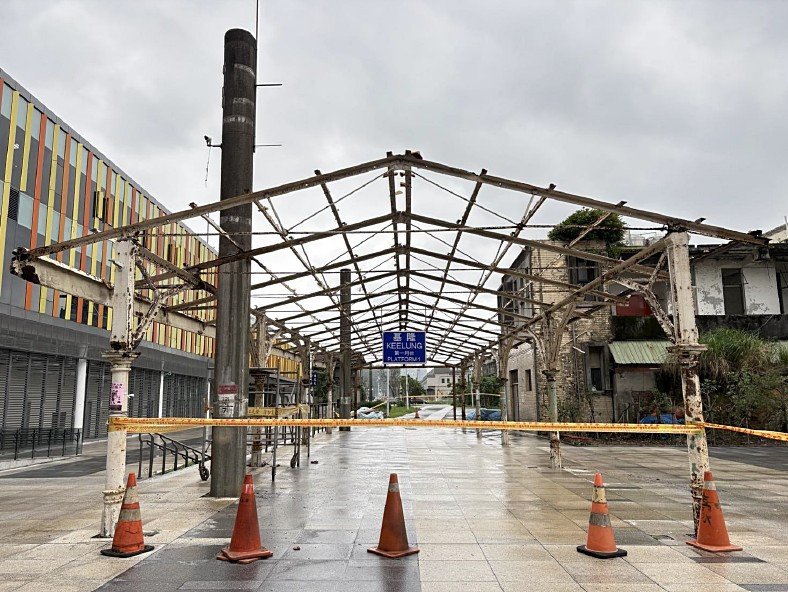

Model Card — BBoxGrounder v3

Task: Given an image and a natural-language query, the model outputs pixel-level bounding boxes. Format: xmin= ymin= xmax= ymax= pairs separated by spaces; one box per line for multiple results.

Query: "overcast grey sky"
xmin=2 ymin=1 xmax=786 ymax=232
xmin=2 ymin=1 xmax=787 ymax=357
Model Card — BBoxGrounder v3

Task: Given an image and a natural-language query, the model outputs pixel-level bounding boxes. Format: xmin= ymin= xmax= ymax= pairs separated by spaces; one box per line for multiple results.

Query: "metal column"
xmin=545 ymin=370 xmax=561 ymax=468
xmin=100 ymin=238 xmax=138 ymax=537
xmin=339 ymin=268 xmax=352 ymax=430
xmin=665 ymin=231 xmax=709 ymax=532
xmin=452 ymin=366 xmax=457 ymax=420
xmin=210 ymin=28 xmax=256 ymax=498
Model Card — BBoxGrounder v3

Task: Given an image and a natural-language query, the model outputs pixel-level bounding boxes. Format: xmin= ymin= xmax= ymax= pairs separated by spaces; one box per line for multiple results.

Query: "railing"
xmin=137 ymin=433 xmax=210 ymax=481
xmin=311 ymin=402 xmax=330 ymax=435
xmin=0 ymin=428 xmax=83 ymax=461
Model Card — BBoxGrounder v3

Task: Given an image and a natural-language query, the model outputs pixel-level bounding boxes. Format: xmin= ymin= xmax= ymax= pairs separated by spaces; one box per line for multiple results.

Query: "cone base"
xmin=577 ymin=544 xmax=627 ymax=559
xmin=217 ymin=547 xmax=273 ymax=563
xmin=686 ymin=540 xmax=742 ymax=553
xmin=101 ymin=545 xmax=154 ymax=558
xmin=368 ymin=546 xmax=419 ymax=559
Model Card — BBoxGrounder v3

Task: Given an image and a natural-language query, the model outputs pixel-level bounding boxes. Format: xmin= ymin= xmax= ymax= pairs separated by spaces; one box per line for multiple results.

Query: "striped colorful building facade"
xmin=0 ymin=68 xmax=217 ymax=439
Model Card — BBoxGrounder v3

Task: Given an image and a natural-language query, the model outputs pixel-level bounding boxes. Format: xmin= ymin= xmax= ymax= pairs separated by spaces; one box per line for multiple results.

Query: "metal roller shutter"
xmin=84 ymin=361 xmax=110 ymax=439
xmin=7 ymin=352 xmax=30 ymax=429
xmin=0 ymin=349 xmax=9 ymax=429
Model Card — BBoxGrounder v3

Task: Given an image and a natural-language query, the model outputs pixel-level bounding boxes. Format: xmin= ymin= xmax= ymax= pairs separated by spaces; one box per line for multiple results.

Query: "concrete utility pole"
xmin=210 ymin=28 xmax=256 ymax=498
xmin=665 ymin=231 xmax=710 ymax=531
xmin=452 ymin=366 xmax=457 ymax=420
xmin=460 ymin=360 xmax=467 ymax=421
xmin=100 ymin=239 xmax=139 ymax=537
xmin=339 ymin=268 xmax=352 ymax=430
xmin=325 ymin=354 xmax=334 ymax=435
xmin=473 ymin=354 xmax=482 ymax=438
xmin=497 ymin=338 xmax=514 ymax=447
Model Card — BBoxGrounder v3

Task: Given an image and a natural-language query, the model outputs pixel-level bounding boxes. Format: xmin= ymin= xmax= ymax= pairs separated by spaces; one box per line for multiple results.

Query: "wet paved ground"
xmin=88 ymin=427 xmax=788 ymax=592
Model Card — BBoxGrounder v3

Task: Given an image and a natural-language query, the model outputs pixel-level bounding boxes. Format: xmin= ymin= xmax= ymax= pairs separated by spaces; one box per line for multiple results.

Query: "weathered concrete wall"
xmin=694 ymin=259 xmax=781 ymax=315
xmin=612 ymin=366 xmax=659 ymax=423
xmin=509 ymin=343 xmax=538 ymax=421
xmin=505 ymin=240 xmax=615 ymax=423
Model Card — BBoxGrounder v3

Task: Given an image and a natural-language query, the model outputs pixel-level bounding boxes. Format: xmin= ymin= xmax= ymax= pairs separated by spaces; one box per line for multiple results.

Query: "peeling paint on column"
xmin=666 ymin=231 xmax=710 ymax=534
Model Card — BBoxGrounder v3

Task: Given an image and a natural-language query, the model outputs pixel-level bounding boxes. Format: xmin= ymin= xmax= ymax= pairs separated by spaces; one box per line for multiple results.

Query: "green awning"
xmin=609 ymin=341 xmax=671 ymax=365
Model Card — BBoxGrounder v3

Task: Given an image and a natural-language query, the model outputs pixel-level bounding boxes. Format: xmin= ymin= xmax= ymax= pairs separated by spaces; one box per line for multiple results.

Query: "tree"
xmin=548 ymin=208 xmax=625 ymax=245
xmin=399 ymin=375 xmax=425 ymax=396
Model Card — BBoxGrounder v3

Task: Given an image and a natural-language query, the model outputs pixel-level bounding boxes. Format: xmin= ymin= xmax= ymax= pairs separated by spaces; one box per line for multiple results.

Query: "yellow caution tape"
xmin=110 ymin=416 xmax=701 ymax=435
xmin=248 ymin=404 xmax=309 ymax=418
xmin=696 ymin=421 xmax=788 ymax=443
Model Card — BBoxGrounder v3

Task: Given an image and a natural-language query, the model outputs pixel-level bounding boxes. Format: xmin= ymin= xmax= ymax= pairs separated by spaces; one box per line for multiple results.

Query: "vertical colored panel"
xmin=38 ymin=124 xmax=60 ymax=314
xmin=18 ymin=103 xmax=33 ymax=192
xmin=25 ymin=114 xmax=48 ymax=310
xmin=0 ymin=91 xmax=19 ymax=295
xmin=51 ymin=133 xmax=71 ymax=316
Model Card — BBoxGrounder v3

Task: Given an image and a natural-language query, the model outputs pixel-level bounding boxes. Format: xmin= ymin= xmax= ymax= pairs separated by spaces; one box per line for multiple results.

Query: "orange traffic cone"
xmin=577 ymin=473 xmax=627 ymax=559
xmin=368 ymin=474 xmax=419 ymax=559
xmin=414 ymin=409 xmax=420 ymax=419
xmin=687 ymin=471 xmax=742 ymax=552
xmin=101 ymin=473 xmax=154 ymax=557
xmin=217 ymin=474 xmax=273 ymax=564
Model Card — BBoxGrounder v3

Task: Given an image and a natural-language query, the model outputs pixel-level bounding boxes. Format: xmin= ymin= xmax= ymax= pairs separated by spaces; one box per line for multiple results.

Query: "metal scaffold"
xmin=7 ymin=33 xmax=768 ymax=538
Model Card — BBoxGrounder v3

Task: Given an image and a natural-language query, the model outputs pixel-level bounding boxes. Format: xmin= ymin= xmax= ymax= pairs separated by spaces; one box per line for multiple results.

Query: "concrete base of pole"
xmin=99 ymin=350 xmax=139 ymax=538
xmin=209 ymin=426 xmax=246 ymax=498
xmin=549 ymin=432 xmax=562 ymax=469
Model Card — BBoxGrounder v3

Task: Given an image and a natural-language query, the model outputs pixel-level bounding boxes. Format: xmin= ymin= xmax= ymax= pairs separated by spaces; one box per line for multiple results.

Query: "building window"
xmin=778 ymin=268 xmax=788 ymax=315
xmin=567 ymin=256 xmax=600 ymax=301
xmin=721 ymin=268 xmax=745 ymax=315
xmin=523 ymin=369 xmax=532 ymax=391
xmin=588 ymin=346 xmax=605 ymax=392
xmin=509 ymin=369 xmax=518 ymax=398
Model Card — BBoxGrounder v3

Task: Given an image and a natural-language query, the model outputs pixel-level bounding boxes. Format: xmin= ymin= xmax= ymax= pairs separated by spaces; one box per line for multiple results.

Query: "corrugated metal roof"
xmin=609 ymin=341 xmax=671 ymax=365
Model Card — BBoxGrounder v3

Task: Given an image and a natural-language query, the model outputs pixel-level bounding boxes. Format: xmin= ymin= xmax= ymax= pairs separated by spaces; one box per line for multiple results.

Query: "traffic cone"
xmin=217 ymin=474 xmax=273 ymax=564
xmin=577 ymin=473 xmax=627 ymax=559
xmin=101 ymin=473 xmax=154 ymax=558
xmin=414 ymin=409 xmax=420 ymax=419
xmin=368 ymin=474 xmax=419 ymax=559
xmin=687 ymin=471 xmax=742 ymax=552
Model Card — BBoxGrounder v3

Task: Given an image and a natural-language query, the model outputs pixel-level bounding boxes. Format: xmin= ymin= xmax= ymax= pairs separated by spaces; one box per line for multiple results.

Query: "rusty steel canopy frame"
xmin=9 ymin=151 xmax=768 ymax=534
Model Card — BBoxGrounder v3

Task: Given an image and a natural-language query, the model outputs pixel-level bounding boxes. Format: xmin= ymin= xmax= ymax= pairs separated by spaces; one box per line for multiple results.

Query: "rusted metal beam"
xmin=316 ymin=171 xmax=386 ymax=340
xmin=147 ymin=212 xmax=398 ymax=284
xmin=405 ymin=211 xmax=663 ymax=277
xmin=21 ymin=157 xmax=395 ymax=259
xmin=395 ymin=155 xmax=767 ymax=245
xmin=407 ymin=246 xmax=625 ymax=303
xmin=10 ymin=253 xmax=214 ymax=337
xmin=136 ymin=246 xmax=216 ymax=294
xmin=275 ymin=288 xmax=400 ymax=324
xmin=422 ymin=172 xmax=484 ymax=336
xmin=255 ymin=270 xmax=397 ymax=311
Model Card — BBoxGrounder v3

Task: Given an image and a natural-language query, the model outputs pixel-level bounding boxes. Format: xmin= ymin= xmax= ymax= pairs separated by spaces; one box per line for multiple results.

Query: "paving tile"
xmin=488 ymin=560 xmax=575 ymax=583
xmin=499 ymin=584 xmax=584 ymax=592
xmin=418 ymin=559 xmax=496 ymax=582
xmin=422 ymin=582 xmax=502 ymax=592
xmin=631 ymin=562 xmax=735 ymax=585
xmin=562 ymin=560 xmax=654 ymax=583
xmin=479 ymin=543 xmax=554 ymax=561
xmin=416 ymin=543 xmax=484 ymax=561
xmin=705 ymin=563 xmax=788 ymax=585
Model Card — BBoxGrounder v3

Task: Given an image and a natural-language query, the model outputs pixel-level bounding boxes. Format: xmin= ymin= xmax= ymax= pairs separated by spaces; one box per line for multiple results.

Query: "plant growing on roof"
xmin=548 ymin=208 xmax=626 ymax=245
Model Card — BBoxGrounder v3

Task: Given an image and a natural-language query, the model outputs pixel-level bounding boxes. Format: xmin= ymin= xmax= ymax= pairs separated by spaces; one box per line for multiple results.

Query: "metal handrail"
xmin=137 ymin=432 xmax=210 ymax=481
xmin=0 ymin=428 xmax=82 ymax=461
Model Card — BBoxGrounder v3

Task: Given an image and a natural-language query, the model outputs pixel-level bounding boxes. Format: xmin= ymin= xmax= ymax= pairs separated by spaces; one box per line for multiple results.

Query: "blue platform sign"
xmin=383 ymin=331 xmax=426 ymax=364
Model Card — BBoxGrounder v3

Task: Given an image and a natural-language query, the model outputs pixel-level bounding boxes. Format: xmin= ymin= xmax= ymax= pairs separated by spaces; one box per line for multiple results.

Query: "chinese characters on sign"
xmin=382 ymin=331 xmax=427 ymax=364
